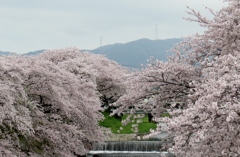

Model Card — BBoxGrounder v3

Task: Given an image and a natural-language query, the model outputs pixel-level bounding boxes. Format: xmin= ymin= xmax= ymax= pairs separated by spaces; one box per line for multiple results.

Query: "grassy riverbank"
xmin=99 ymin=111 xmax=157 ymax=134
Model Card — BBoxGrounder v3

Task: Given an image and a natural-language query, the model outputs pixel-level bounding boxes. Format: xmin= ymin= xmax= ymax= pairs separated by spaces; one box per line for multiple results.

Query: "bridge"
xmin=111 ymin=102 xmax=184 ymax=114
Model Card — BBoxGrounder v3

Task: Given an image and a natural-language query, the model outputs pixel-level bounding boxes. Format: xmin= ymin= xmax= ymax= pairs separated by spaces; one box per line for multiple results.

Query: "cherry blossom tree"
xmin=114 ymin=0 xmax=240 ymax=156
xmin=0 ymin=57 xmax=35 ymax=157
xmin=112 ymin=58 xmax=197 ymax=117
xmin=0 ymin=48 xmax=127 ymax=156
xmin=167 ymin=54 xmax=240 ymax=157
xmin=167 ymin=2 xmax=240 ymax=155
xmin=38 ymin=48 xmax=128 ymax=109
xmin=25 ymin=58 xmax=104 ymax=156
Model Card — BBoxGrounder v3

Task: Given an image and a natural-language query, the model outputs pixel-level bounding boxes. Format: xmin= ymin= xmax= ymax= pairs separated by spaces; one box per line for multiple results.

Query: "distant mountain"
xmin=0 ymin=51 xmax=16 ymax=56
xmin=91 ymin=38 xmax=182 ymax=68
xmin=23 ymin=49 xmax=46 ymax=56
xmin=0 ymin=38 xmax=183 ymax=68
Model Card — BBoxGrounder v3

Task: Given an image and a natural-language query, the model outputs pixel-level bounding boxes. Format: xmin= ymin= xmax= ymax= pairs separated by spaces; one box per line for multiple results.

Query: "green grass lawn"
xmin=99 ymin=111 xmax=157 ymax=134
xmin=161 ymin=112 xmax=171 ymax=117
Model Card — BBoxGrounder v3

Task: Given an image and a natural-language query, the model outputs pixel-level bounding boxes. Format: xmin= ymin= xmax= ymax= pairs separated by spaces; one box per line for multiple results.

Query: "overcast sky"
xmin=0 ymin=0 xmax=226 ymax=54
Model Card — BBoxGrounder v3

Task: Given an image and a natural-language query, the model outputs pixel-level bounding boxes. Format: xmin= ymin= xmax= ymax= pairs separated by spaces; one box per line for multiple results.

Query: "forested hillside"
xmin=91 ymin=38 xmax=182 ymax=68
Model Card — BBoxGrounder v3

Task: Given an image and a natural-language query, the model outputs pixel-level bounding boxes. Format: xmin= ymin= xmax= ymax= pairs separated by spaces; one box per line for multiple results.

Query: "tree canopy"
xmin=114 ymin=0 xmax=240 ymax=156
xmin=0 ymin=48 xmax=127 ymax=156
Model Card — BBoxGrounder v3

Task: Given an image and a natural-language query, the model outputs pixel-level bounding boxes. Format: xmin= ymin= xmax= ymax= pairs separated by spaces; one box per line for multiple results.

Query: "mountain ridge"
xmin=91 ymin=38 xmax=182 ymax=68
xmin=0 ymin=38 xmax=182 ymax=68
xmin=0 ymin=51 xmax=17 ymax=56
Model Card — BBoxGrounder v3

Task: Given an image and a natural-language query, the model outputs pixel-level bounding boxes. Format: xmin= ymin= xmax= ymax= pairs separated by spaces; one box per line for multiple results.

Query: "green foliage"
xmin=161 ymin=112 xmax=171 ymax=117
xmin=99 ymin=111 xmax=157 ymax=134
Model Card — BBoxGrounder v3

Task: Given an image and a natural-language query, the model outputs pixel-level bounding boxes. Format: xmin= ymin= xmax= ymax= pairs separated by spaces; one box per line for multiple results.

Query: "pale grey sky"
xmin=0 ymin=0 xmax=226 ymax=54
